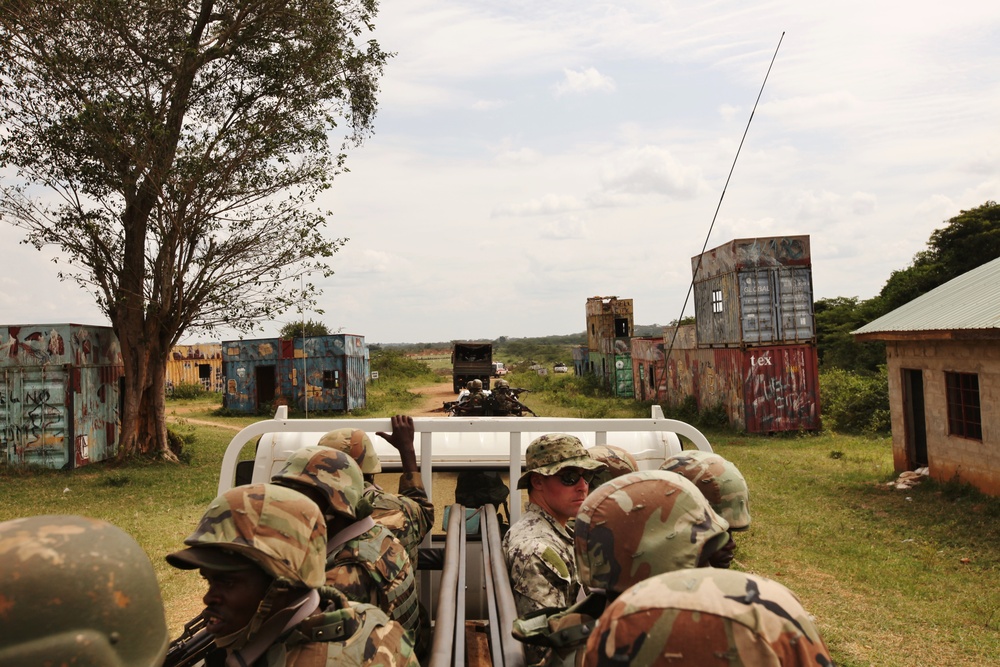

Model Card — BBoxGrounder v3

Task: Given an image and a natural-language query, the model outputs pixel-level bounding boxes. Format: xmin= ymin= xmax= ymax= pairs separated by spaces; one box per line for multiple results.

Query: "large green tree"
xmin=0 ymin=0 xmax=388 ymax=459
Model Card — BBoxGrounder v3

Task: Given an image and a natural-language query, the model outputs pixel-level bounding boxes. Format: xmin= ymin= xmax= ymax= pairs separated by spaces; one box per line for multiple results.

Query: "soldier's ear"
xmin=529 ymin=473 xmax=544 ymax=491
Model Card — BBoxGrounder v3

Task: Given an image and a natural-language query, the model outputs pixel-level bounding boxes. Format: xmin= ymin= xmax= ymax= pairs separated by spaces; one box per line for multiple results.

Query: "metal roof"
xmin=853 ymin=256 xmax=1000 ymax=337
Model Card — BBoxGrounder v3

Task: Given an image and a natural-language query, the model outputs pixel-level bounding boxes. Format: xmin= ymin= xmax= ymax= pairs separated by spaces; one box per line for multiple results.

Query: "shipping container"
xmin=661 ymin=342 xmax=820 ymax=432
xmin=692 ymin=236 xmax=815 ymax=348
xmin=166 ymin=343 xmax=223 ymax=393
xmin=630 ymin=337 xmax=666 ymax=402
xmin=585 ymin=297 xmax=635 ymax=397
xmin=221 ymin=334 xmax=369 ymax=414
xmin=1 ymin=324 xmax=123 ymax=468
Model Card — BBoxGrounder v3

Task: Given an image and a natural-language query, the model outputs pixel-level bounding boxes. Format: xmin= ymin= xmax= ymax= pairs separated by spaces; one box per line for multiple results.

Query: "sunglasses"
xmin=557 ymin=469 xmax=596 ymax=486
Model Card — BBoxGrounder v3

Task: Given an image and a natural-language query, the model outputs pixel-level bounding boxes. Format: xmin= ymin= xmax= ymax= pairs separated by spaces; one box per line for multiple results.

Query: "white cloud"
xmin=554 ymin=67 xmax=616 ymax=96
xmin=539 ymin=217 xmax=588 ymax=240
xmin=600 ymin=146 xmax=706 ymax=198
xmin=493 ymin=194 xmax=587 ymax=217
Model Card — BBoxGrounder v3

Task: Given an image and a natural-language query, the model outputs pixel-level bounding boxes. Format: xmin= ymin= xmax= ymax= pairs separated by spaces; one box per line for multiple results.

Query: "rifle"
xmin=164 ymin=613 xmax=217 ymax=667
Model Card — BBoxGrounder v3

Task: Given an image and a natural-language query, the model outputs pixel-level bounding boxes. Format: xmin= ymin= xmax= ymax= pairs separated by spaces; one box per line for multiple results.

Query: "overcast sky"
xmin=3 ymin=1 xmax=999 ymax=344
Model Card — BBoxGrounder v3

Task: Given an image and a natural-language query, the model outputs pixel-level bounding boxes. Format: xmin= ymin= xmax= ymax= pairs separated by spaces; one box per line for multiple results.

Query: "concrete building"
xmin=854 ymin=257 xmax=1000 ymax=496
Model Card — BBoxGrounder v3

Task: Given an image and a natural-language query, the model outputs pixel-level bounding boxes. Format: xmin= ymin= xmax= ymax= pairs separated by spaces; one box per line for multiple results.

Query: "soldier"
xmin=661 ymin=449 xmax=751 ymax=569
xmin=584 ymin=568 xmax=834 ymax=666
xmin=502 ymin=433 xmax=606 ymax=663
xmin=271 ymin=446 xmax=422 ymax=653
xmin=319 ymin=417 xmax=433 ymax=566
xmin=513 ymin=470 xmax=730 ymax=666
xmin=166 ymin=483 xmax=418 ymax=667
xmin=0 ymin=514 xmax=169 ymax=667
xmin=586 ymin=444 xmax=639 ymax=489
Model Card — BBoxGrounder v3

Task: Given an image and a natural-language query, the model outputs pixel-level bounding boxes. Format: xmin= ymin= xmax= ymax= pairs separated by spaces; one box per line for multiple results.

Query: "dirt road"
xmin=409 ymin=381 xmax=457 ymax=416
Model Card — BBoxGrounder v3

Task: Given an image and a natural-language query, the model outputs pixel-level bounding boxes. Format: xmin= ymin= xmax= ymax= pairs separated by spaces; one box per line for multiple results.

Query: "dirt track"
xmin=409 ymin=381 xmax=458 ymax=416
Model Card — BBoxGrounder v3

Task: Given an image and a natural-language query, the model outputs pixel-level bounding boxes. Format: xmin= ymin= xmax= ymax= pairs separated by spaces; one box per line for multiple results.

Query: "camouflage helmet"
xmin=584 ymin=568 xmax=833 ymax=667
xmin=0 ymin=515 xmax=169 ymax=667
xmin=661 ymin=450 xmax=751 ymax=530
xmin=575 ymin=470 xmax=730 ymax=594
xmin=471 ymin=378 xmax=484 ymax=390
xmin=318 ymin=427 xmax=381 ymax=474
xmin=587 ymin=444 xmax=639 ymax=488
xmin=516 ymin=433 xmax=605 ymax=490
xmin=495 ymin=379 xmax=510 ymax=389
xmin=272 ymin=445 xmax=365 ymax=520
xmin=166 ymin=483 xmax=326 ymax=589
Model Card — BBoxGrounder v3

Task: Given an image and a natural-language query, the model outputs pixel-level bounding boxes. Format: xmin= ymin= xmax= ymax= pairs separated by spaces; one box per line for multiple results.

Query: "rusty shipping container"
xmin=693 ymin=236 xmax=815 ymax=348
xmin=630 ymin=337 xmax=666 ymax=403
xmin=662 ymin=343 xmax=820 ymax=433
xmin=1 ymin=324 xmax=123 ymax=469
xmin=222 ymin=334 xmax=369 ymax=414
xmin=585 ymin=296 xmax=635 ymax=397
xmin=166 ymin=343 xmax=223 ymax=393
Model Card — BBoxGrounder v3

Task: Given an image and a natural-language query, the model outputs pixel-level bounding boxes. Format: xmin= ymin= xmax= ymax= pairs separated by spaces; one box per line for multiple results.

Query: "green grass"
xmin=2 ymin=381 xmax=998 ymax=665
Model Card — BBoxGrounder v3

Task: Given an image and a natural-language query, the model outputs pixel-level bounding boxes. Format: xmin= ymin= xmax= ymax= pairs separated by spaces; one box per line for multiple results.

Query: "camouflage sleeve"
xmin=326 ymin=561 xmax=380 ymax=608
xmin=364 ymin=619 xmax=420 ymax=667
xmin=508 ymin=545 xmax=576 ymax=617
xmin=397 ymin=472 xmax=434 ymax=541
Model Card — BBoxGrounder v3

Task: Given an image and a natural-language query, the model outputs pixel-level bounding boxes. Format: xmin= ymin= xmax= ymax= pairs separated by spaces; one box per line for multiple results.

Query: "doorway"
xmin=255 ymin=365 xmax=277 ymax=411
xmin=901 ymin=369 xmax=928 ymax=468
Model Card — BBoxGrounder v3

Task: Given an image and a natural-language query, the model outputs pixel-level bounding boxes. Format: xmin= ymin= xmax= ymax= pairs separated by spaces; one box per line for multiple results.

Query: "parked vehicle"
xmin=553 ymin=362 xmax=568 ymax=373
xmin=491 ymin=361 xmax=508 ymax=377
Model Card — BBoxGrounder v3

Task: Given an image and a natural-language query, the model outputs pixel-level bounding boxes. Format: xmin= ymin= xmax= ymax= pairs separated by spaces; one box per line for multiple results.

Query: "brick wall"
xmin=885 ymin=339 xmax=1000 ymax=496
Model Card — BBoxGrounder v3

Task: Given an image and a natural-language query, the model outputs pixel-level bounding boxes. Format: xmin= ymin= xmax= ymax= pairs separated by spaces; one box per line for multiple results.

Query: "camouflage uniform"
xmin=168 ymin=483 xmax=418 ymax=667
xmin=586 ymin=445 xmax=639 ymax=489
xmin=505 ymin=434 xmax=606 ymax=663
xmin=0 ymin=514 xmax=169 ymax=667
xmin=584 ymin=569 xmax=834 ymax=667
xmin=513 ymin=470 xmax=730 ymax=667
xmin=319 ymin=427 xmax=434 ymax=565
xmin=660 ymin=449 xmax=751 ymax=530
xmin=272 ymin=446 xmax=421 ymax=647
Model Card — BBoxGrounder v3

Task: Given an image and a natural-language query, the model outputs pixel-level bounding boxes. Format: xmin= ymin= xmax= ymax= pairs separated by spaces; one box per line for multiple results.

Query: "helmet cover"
xmin=167 ymin=483 xmax=327 ymax=589
xmin=584 ymin=568 xmax=833 ymax=667
xmin=0 ymin=514 xmax=168 ymax=667
xmin=661 ymin=450 xmax=751 ymax=530
xmin=272 ymin=446 xmax=365 ymax=520
xmin=575 ymin=470 xmax=730 ymax=593
xmin=318 ymin=427 xmax=381 ymax=474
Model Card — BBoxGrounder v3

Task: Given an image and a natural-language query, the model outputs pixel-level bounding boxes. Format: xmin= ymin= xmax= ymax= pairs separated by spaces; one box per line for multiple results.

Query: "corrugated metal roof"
xmin=853 ymin=256 xmax=1000 ymax=335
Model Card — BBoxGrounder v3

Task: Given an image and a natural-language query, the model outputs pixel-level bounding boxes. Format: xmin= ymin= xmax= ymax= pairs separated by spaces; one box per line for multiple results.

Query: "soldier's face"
xmin=200 ymin=565 xmax=272 ymax=637
xmin=705 ymin=532 xmax=737 ymax=568
xmin=533 ymin=467 xmax=591 ymax=524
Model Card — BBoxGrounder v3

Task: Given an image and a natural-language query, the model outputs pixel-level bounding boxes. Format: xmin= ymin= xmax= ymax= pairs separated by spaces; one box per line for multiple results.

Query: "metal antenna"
xmin=657 ymin=32 xmax=785 ymax=391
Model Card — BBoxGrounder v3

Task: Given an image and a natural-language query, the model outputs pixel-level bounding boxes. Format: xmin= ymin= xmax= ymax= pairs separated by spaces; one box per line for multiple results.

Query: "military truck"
xmin=217 ymin=406 xmax=715 ymax=667
xmin=451 ymin=341 xmax=493 ymax=393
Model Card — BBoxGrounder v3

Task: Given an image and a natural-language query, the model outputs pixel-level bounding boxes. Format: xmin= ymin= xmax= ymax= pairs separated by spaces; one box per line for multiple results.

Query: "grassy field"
xmin=2 ymin=386 xmax=998 ymax=665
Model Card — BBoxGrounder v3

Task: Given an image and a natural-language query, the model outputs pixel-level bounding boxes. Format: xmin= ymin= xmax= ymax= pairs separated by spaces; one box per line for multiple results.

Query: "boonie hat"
xmin=516 ymin=433 xmax=604 ymax=490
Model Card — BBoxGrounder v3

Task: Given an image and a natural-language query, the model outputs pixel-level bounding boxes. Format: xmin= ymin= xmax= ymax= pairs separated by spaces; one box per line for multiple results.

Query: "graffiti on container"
xmin=744 ymin=348 xmax=816 ymax=430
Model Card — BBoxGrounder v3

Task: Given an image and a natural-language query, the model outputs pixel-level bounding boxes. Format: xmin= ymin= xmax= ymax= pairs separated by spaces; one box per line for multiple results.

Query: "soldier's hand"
xmin=376 ymin=415 xmax=417 ymax=471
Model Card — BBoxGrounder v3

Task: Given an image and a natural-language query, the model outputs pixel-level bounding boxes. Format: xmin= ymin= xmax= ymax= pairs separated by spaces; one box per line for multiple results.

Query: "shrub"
xmin=370 ymin=348 xmax=434 ymax=380
xmin=169 ymin=382 xmax=205 ymax=400
xmin=819 ymin=366 xmax=890 ymax=434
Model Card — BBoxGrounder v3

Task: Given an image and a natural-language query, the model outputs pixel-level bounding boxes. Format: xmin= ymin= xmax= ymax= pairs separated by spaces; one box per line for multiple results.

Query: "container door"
xmin=0 ymin=368 xmax=72 ymax=468
xmin=775 ymin=267 xmax=814 ymax=341
xmin=738 ymin=269 xmax=776 ymax=344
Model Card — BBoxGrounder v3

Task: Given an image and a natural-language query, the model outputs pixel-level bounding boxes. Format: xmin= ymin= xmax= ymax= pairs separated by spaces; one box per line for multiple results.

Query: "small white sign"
xmin=371 ymin=371 xmax=379 ymax=380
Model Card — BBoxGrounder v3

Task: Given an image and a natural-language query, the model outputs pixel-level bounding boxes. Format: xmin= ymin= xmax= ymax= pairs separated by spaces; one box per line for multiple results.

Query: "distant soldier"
xmin=319 ymin=417 xmax=434 ymax=566
xmin=584 ymin=569 xmax=834 ymax=667
xmin=271 ymin=446 xmax=422 ymax=653
xmin=503 ymin=434 xmax=606 ymax=662
xmin=513 ymin=470 xmax=730 ymax=667
xmin=586 ymin=444 xmax=639 ymax=489
xmin=661 ymin=449 xmax=751 ymax=569
xmin=166 ymin=483 xmax=418 ymax=667
xmin=0 ymin=514 xmax=169 ymax=667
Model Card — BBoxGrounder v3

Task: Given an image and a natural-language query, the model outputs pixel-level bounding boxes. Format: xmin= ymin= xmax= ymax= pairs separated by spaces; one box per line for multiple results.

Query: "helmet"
xmin=166 ymin=483 xmax=327 ymax=589
xmin=466 ymin=380 xmax=475 ymax=390
xmin=495 ymin=379 xmax=510 ymax=390
xmin=584 ymin=569 xmax=833 ymax=667
xmin=575 ymin=470 xmax=730 ymax=594
xmin=272 ymin=446 xmax=365 ymax=520
xmin=471 ymin=378 xmax=483 ymax=390
xmin=661 ymin=450 xmax=751 ymax=530
xmin=587 ymin=444 xmax=638 ymax=488
xmin=516 ymin=433 xmax=605 ymax=490
xmin=318 ymin=427 xmax=381 ymax=474
xmin=0 ymin=514 xmax=169 ymax=667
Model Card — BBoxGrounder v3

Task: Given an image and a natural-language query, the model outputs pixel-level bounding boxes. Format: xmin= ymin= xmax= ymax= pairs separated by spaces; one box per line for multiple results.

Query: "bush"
xmin=370 ymin=349 xmax=435 ymax=380
xmin=169 ymin=382 xmax=205 ymax=399
xmin=819 ymin=366 xmax=891 ymax=434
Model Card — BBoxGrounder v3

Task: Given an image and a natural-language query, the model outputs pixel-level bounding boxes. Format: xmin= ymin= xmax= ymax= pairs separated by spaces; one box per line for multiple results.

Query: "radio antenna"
xmin=658 ymin=32 xmax=785 ymax=386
